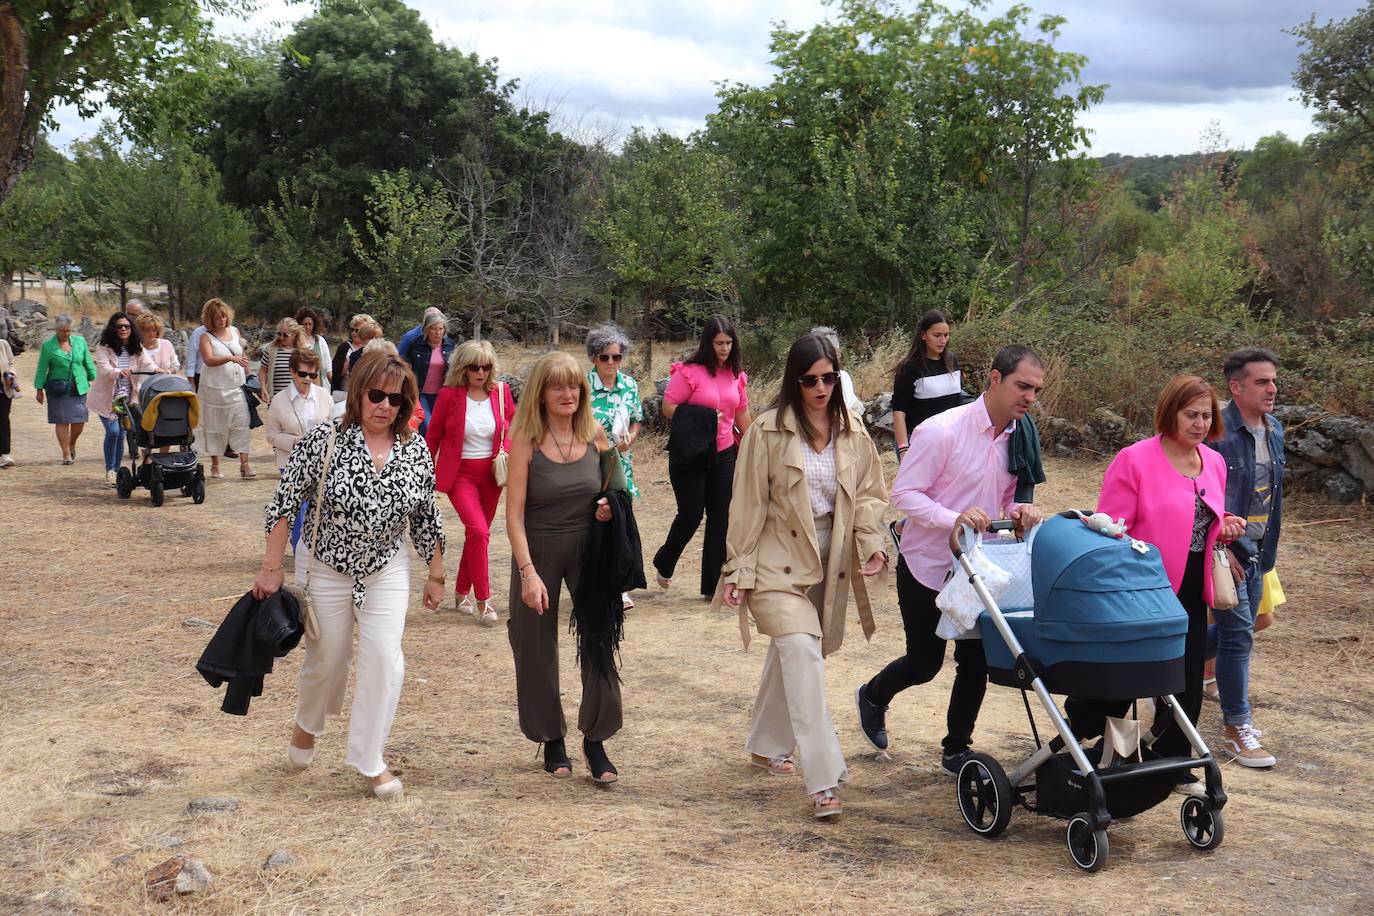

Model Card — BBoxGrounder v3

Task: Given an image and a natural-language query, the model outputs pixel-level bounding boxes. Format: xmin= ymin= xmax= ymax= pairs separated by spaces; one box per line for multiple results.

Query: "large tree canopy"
xmin=0 ymin=0 xmax=242 ymax=203
xmin=203 ymin=0 xmax=565 ymax=235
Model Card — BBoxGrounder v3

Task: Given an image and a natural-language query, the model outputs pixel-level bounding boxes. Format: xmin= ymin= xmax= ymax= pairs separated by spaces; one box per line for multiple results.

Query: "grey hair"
xmin=809 ymin=326 xmax=841 ymax=354
xmin=125 ymin=299 xmax=145 ymax=312
xmin=363 ymin=338 xmax=399 ymax=356
xmin=53 ymin=312 xmax=74 ymax=329
xmin=585 ymin=322 xmax=633 ymax=359
xmin=423 ymin=311 xmax=448 ymax=329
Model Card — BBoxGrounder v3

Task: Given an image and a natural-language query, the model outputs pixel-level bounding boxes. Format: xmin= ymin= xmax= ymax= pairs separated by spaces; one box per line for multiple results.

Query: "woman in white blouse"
xmin=196 ymin=298 xmax=254 ymax=478
xmin=720 ymin=334 xmax=888 ymax=819
xmin=265 ymin=348 xmax=334 ymax=471
xmin=254 ymin=350 xmax=447 ymax=801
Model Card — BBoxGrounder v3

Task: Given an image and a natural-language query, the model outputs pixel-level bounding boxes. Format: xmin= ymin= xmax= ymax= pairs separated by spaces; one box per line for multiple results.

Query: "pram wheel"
xmin=149 ymin=466 xmax=164 ymax=507
xmin=956 ymin=753 xmax=1014 ymax=838
xmin=1066 ymin=813 xmax=1109 ymax=872
xmin=115 ymin=467 xmax=133 ymax=499
xmin=1180 ymin=795 xmax=1224 ymax=850
xmin=190 ymin=475 xmax=206 ymax=504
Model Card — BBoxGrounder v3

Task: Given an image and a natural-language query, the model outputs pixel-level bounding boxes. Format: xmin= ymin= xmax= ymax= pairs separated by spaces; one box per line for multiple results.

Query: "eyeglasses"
xmin=277 ymin=331 xmax=294 ymax=339
xmin=467 ymin=364 xmax=492 ymax=373
xmin=596 ymin=353 xmax=623 ymax=363
xmin=799 ymin=372 xmax=840 ymax=389
xmin=295 ymin=370 xmax=318 ymax=379
xmin=366 ymin=388 xmax=407 ymax=408
xmin=114 ymin=323 xmax=131 ymax=329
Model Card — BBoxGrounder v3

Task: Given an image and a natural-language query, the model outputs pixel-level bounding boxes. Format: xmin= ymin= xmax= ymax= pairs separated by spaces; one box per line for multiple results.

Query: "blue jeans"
xmin=418 ymin=392 xmax=437 ymax=437
xmin=1207 ymin=560 xmax=1262 ymax=726
xmin=100 ymin=415 xmax=125 ymax=471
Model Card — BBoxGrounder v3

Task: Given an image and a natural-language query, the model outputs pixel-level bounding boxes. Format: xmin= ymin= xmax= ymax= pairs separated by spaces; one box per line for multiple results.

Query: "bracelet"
xmin=520 ymin=571 xmax=538 ymax=583
xmin=427 ymin=574 xmax=445 ymax=585
xmin=896 ymin=444 xmax=909 ymax=453
xmin=519 ymin=562 xmax=534 ymax=572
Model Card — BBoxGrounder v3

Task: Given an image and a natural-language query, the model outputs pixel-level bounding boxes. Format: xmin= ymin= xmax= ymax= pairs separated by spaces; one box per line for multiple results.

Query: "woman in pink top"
xmin=1068 ymin=375 xmax=1244 ymax=777
xmin=654 ymin=315 xmax=753 ymax=597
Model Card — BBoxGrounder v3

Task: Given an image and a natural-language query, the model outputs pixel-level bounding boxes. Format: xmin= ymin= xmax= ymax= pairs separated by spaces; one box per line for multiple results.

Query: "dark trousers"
xmin=1065 ymin=551 xmax=1207 ymax=759
xmin=0 ymin=393 xmax=10 ymax=454
xmin=654 ymin=445 xmax=736 ymax=596
xmin=507 ymin=530 xmax=623 ymax=744
xmin=865 ymin=555 xmax=987 ymax=756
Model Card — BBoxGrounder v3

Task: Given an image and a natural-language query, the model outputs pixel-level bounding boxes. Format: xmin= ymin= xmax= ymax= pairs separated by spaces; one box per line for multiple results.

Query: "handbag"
xmin=1210 ymin=544 xmax=1239 ymax=610
xmin=492 ymin=382 xmax=510 ymax=488
xmin=281 ymin=425 xmax=339 ymax=642
xmin=44 ymin=347 xmax=76 ymax=397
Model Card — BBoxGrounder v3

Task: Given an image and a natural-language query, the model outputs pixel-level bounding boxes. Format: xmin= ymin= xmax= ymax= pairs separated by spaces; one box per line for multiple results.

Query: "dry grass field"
xmin=2 ymin=344 xmax=1372 ymax=914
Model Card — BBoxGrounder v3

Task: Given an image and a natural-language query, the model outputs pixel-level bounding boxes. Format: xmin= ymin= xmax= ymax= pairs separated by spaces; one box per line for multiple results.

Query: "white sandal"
xmin=750 ymin=754 xmax=796 ymax=776
xmin=811 ymin=788 xmax=842 ymax=818
xmin=479 ymin=600 xmax=498 ymax=625
xmin=456 ymin=595 xmax=475 ymax=615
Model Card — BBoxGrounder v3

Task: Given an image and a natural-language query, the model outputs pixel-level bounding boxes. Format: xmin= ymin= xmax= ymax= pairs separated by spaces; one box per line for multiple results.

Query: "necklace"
xmin=550 ymin=429 xmax=574 ymax=462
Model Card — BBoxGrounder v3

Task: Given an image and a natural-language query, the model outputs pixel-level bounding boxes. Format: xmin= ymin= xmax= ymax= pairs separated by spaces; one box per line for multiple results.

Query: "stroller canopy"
xmin=138 ymin=374 xmax=200 ymax=432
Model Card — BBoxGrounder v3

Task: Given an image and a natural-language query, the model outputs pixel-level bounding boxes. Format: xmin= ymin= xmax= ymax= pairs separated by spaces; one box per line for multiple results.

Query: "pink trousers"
xmin=445 ymin=456 xmax=500 ymax=600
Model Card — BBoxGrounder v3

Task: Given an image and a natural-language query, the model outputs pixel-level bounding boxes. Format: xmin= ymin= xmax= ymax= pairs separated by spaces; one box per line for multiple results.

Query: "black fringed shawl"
xmin=570 ymin=481 xmax=645 ymax=683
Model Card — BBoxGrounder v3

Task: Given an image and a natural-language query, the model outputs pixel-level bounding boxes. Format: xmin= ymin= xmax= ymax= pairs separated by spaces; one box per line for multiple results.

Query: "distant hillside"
xmin=1096 ymin=151 xmax=1251 ymax=210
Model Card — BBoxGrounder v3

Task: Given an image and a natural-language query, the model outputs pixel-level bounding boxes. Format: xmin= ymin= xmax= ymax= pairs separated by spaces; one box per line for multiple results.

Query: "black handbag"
xmin=43 ymin=348 xmax=77 ymax=397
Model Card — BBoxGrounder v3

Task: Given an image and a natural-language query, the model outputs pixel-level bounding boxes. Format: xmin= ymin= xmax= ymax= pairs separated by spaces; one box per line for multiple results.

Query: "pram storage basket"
xmin=979 ymin=513 xmax=1188 ymax=699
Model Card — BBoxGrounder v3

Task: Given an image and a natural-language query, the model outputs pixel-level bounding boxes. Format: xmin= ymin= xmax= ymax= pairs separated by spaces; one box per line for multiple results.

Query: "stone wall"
xmin=1272 ymin=406 xmax=1374 ymax=504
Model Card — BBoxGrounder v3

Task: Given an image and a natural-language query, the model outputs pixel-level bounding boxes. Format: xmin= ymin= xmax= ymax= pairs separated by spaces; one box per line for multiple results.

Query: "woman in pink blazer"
xmin=1070 ymin=375 xmax=1244 ymax=777
xmin=426 ymin=340 xmax=516 ymax=623
xmin=90 ymin=312 xmax=157 ymax=486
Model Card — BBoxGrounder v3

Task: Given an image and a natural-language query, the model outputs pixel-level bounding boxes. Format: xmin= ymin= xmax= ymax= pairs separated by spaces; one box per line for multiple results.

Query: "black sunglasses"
xmin=467 ymin=364 xmax=492 ymax=373
xmin=114 ymin=323 xmax=131 ymax=329
xmin=596 ymin=353 xmax=623 ymax=363
xmin=366 ymin=388 xmax=407 ymax=408
xmin=295 ymin=370 xmax=319 ymax=379
xmin=799 ymin=371 xmax=840 ymax=389
xmin=277 ymin=331 xmax=294 ymax=338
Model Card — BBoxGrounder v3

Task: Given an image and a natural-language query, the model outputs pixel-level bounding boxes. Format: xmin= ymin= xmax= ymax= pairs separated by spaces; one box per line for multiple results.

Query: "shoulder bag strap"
xmin=303 ymin=425 xmax=340 ymax=593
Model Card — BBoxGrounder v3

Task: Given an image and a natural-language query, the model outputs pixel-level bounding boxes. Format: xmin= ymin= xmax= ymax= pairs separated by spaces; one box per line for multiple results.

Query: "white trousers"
xmin=294 ymin=549 xmax=409 ymax=778
xmin=747 ymin=633 xmax=848 ymax=795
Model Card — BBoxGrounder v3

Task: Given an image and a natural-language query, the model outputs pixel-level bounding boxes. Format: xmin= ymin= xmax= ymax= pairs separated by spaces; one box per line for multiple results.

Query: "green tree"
xmin=0 ymin=135 xmax=67 ymax=303
xmin=203 ymin=0 xmax=564 ymax=235
xmin=0 ymin=0 xmax=248 ymax=203
xmin=256 ymin=177 xmax=345 ymax=313
xmin=1239 ymin=133 xmax=1311 ymax=208
xmin=587 ymin=129 xmax=743 ymax=380
xmin=1290 ymin=4 xmax=1374 ymax=151
xmin=708 ymin=0 xmax=1103 ymax=331
xmin=347 ymin=169 xmax=457 ymax=330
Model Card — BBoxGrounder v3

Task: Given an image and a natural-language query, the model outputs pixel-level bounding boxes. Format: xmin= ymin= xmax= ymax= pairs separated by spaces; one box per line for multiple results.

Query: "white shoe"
xmin=1224 ymin=723 xmax=1276 ymax=768
xmin=0 ymin=454 xmax=13 ymax=468
xmin=456 ymin=594 xmax=475 ymax=615
xmin=479 ymin=600 xmax=499 ymax=625
xmin=105 ymin=469 xmax=117 ymax=487
xmin=622 ymin=592 xmax=635 ymax=610
xmin=287 ymin=743 xmax=315 ymax=769
xmin=371 ymin=775 xmax=404 ymax=801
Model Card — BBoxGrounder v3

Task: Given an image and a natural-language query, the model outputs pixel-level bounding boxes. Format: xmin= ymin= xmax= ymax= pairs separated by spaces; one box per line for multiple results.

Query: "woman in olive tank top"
xmin=505 ymin=352 xmax=621 ymax=782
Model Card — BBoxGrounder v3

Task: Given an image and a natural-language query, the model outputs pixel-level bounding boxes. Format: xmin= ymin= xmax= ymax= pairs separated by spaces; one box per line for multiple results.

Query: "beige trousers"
xmin=745 ymin=515 xmax=846 ymax=795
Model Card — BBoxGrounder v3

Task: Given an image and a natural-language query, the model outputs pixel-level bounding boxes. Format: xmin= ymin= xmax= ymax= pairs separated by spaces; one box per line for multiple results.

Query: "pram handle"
xmin=948 ymin=519 xmax=1019 ymax=558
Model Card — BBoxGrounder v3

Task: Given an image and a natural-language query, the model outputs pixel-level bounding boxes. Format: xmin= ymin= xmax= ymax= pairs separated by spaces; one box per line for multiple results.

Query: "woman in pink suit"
xmin=1070 ymin=375 xmax=1244 ymax=781
xmin=426 ymin=340 xmax=516 ymax=624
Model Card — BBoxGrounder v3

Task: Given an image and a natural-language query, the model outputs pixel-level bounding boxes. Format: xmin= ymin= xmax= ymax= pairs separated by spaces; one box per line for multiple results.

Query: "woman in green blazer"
xmin=34 ymin=313 xmax=97 ymax=465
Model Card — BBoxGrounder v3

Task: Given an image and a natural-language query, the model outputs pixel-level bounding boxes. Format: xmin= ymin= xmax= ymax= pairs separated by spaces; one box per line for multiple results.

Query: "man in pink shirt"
xmin=856 ymin=345 xmax=1045 ymax=774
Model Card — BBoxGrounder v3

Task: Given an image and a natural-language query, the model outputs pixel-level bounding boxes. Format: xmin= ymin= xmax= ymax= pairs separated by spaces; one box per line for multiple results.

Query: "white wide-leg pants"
xmin=293 ymin=549 xmax=409 ymax=778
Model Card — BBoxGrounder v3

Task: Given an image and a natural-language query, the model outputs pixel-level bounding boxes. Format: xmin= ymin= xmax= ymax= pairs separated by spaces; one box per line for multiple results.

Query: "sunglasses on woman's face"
xmin=366 ymin=388 xmax=407 ymax=407
xmin=596 ymin=353 xmax=623 ymax=363
xmin=295 ymin=370 xmax=318 ymax=379
xmin=114 ymin=323 xmax=131 ymax=330
xmin=799 ymin=371 xmax=840 ymax=389
xmin=467 ymin=364 xmax=492 ymax=373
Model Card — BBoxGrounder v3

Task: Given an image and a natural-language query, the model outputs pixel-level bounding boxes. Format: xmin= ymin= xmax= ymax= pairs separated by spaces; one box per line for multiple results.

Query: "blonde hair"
xmin=275 ymin=317 xmax=305 ymax=348
xmin=201 ymin=297 xmax=233 ymax=329
xmin=444 ymin=339 xmax=498 ymax=391
xmin=134 ymin=312 xmax=164 ymax=337
xmin=356 ymin=319 xmax=383 ymax=342
xmin=511 ymin=352 xmax=597 ymax=444
xmin=349 ymin=313 xmax=374 ymax=331
xmin=363 ymin=338 xmax=397 ymax=356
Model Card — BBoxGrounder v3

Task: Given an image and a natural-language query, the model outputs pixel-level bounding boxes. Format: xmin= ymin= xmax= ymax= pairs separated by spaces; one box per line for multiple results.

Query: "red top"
xmin=425 ymin=383 xmax=517 ymax=493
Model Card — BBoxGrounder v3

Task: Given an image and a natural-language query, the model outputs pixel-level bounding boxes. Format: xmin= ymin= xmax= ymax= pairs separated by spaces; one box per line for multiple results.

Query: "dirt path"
xmin=2 ymin=350 xmax=1372 ymax=914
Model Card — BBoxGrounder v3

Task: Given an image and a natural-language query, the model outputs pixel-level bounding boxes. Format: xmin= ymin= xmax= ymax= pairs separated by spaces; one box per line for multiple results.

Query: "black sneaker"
xmin=940 ymin=749 xmax=976 ymax=776
xmin=855 ymin=684 xmax=889 ymax=751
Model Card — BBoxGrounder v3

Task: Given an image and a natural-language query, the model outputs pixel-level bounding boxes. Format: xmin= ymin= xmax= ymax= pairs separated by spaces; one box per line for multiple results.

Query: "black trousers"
xmin=0 ymin=393 xmax=10 ymax=454
xmin=654 ymin=445 xmax=736 ymax=596
xmin=1065 ymin=550 xmax=1207 ymax=760
xmin=865 ymin=555 xmax=987 ymax=756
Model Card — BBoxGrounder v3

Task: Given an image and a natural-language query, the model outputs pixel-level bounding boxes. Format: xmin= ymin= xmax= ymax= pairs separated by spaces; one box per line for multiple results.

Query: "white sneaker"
xmin=1224 ymin=723 xmax=1276 ymax=768
xmin=0 ymin=454 xmax=13 ymax=468
xmin=105 ymin=469 xmax=117 ymax=487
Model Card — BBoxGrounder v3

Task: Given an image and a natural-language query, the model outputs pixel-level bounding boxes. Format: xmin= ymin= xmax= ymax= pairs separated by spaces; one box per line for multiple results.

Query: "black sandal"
xmin=542 ymin=739 xmax=571 ymax=778
xmin=583 ymin=738 xmax=619 ymax=784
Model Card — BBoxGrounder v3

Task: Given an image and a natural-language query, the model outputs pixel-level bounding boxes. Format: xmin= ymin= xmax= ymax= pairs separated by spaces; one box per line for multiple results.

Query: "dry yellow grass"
xmin=2 ymin=346 xmax=1373 ymax=914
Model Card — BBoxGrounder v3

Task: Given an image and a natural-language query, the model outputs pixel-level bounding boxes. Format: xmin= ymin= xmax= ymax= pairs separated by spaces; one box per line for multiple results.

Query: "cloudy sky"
xmin=52 ymin=0 xmax=1365 ymax=155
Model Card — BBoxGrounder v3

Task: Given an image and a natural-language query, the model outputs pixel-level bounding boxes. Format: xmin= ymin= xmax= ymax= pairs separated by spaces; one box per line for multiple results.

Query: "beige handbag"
xmin=281 ymin=425 xmax=338 ymax=641
xmin=1210 ymin=544 xmax=1239 ymax=610
xmin=492 ymin=383 xmax=510 ymax=487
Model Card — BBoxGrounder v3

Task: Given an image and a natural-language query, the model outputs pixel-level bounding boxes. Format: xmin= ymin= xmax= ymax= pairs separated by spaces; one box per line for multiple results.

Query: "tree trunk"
xmin=640 ymin=291 xmax=655 ymax=382
xmin=141 ymin=279 xmax=148 ymax=296
xmin=473 ymin=315 xmax=483 ymax=342
xmin=550 ymin=321 xmax=560 ymax=348
xmin=0 ymin=269 xmax=9 ymax=306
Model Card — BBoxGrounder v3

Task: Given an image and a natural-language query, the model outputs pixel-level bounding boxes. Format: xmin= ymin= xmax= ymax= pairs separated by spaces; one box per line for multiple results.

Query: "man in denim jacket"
xmin=1208 ymin=347 xmax=1283 ymax=767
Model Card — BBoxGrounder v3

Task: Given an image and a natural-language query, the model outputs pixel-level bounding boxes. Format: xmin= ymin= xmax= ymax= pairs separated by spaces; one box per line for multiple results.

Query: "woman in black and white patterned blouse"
xmin=254 ymin=350 xmax=447 ymax=801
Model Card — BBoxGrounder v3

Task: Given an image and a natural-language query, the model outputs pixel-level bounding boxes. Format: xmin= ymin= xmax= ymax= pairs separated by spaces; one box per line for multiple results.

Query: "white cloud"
xmin=1080 ymin=87 xmax=1317 ymax=156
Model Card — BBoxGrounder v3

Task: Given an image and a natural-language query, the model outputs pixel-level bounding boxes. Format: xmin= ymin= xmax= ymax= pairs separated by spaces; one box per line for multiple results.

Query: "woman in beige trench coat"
xmin=720 ymin=334 xmax=888 ymax=818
